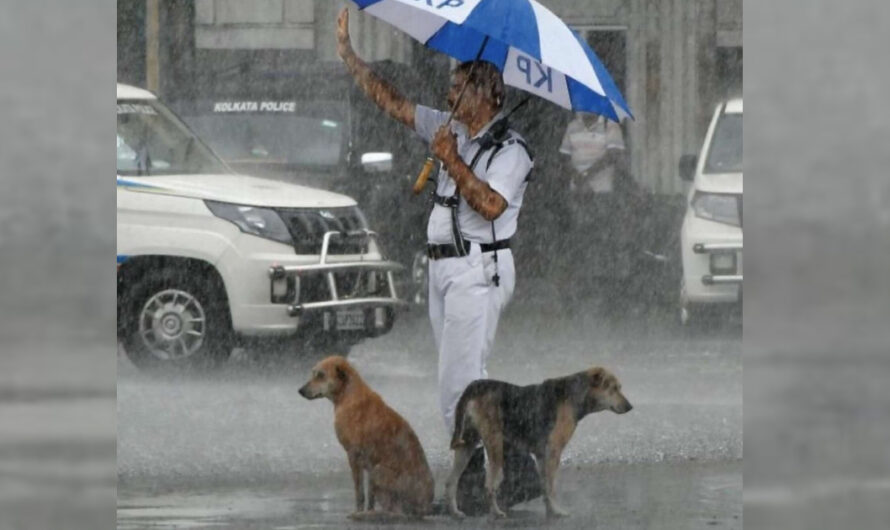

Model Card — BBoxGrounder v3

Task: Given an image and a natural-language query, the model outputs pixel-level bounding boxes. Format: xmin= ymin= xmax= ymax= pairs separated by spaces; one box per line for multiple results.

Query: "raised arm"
xmin=337 ymin=8 xmax=415 ymax=129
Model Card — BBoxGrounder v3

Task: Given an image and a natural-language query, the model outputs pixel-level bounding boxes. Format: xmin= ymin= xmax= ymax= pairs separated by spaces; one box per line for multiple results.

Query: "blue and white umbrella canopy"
xmin=351 ymin=0 xmax=632 ymax=122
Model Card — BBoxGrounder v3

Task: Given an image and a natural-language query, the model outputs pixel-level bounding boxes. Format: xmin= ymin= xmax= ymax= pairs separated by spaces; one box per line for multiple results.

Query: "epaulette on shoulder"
xmin=486 ymin=133 xmax=535 ymax=174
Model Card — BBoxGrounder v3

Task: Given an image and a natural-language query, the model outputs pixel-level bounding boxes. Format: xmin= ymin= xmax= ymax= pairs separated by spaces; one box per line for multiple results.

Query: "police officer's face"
xmin=447 ymin=70 xmax=486 ymax=121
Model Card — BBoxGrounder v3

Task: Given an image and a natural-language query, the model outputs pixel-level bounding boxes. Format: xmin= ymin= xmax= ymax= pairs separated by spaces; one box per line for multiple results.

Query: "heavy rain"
xmin=6 ymin=1 xmax=890 ymax=530
xmin=112 ymin=1 xmax=743 ymax=528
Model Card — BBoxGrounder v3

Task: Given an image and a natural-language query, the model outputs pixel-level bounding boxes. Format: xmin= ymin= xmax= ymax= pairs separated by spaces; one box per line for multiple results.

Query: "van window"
xmin=117 ymin=100 xmax=228 ymax=176
xmin=705 ymin=113 xmax=742 ymax=173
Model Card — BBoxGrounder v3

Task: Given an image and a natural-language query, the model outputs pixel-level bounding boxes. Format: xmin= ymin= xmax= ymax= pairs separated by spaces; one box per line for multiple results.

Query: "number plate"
xmin=335 ymin=309 xmax=366 ymax=331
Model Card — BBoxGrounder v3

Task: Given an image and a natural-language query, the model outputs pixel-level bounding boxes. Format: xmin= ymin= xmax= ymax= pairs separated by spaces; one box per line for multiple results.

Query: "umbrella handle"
xmin=412 ymin=157 xmax=436 ymax=195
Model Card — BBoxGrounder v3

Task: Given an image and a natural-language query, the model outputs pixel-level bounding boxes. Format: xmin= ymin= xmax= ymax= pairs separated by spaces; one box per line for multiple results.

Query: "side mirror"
xmin=361 ymin=152 xmax=393 ymax=173
xmin=678 ymin=154 xmax=697 ymax=181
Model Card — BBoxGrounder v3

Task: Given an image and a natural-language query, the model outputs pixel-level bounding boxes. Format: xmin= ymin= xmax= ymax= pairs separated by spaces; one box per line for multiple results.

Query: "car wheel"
xmin=122 ymin=268 xmax=232 ymax=371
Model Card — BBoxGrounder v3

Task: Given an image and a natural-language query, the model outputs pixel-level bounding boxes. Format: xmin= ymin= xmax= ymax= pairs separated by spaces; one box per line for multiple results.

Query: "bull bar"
xmin=267 ymin=230 xmax=408 ymax=317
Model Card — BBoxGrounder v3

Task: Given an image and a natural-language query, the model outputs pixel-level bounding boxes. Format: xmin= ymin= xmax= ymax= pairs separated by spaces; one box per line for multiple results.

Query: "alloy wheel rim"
xmin=138 ymin=289 xmax=206 ymax=360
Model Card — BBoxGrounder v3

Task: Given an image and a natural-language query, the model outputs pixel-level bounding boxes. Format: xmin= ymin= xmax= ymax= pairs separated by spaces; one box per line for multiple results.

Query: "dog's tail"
xmin=450 ymin=384 xmax=477 ymax=450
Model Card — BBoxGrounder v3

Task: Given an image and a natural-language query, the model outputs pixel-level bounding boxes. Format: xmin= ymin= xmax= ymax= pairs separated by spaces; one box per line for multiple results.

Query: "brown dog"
xmin=299 ymin=356 xmax=434 ymax=520
xmin=445 ymin=366 xmax=632 ymax=519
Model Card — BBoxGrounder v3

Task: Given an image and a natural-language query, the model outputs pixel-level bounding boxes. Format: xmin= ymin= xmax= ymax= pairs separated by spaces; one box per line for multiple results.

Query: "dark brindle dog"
xmin=445 ymin=366 xmax=632 ymax=518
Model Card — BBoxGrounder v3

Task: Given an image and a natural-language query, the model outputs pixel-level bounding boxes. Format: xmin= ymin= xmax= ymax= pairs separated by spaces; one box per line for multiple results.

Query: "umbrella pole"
xmin=412 ymin=36 xmax=490 ymax=195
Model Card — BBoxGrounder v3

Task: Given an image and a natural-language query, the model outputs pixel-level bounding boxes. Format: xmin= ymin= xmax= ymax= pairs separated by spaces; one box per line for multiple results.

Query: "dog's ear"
xmin=335 ymin=365 xmax=348 ymax=383
xmin=566 ymin=373 xmax=589 ymax=407
xmin=588 ymin=368 xmax=605 ymax=387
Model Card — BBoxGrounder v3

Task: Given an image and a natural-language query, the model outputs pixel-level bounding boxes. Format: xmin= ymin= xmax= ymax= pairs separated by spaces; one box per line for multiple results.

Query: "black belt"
xmin=427 ymin=239 xmax=511 ymax=260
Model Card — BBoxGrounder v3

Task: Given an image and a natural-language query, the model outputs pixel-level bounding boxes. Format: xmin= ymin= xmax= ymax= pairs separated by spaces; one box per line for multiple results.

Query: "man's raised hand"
xmin=337 ymin=8 xmax=355 ymax=64
xmin=335 ymin=7 xmax=416 ymax=131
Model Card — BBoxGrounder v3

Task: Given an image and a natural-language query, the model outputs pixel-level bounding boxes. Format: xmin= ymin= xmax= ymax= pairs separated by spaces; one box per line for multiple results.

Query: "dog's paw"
xmin=490 ymin=508 xmax=508 ymax=519
xmin=443 ymin=498 xmax=465 ymax=518
xmin=348 ymin=510 xmax=371 ymax=520
xmin=546 ymin=506 xmax=570 ymax=519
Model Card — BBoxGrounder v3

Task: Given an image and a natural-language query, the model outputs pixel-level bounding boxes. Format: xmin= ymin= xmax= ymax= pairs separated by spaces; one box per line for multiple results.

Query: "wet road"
xmin=118 ymin=295 xmax=741 ymax=528
xmin=118 ymin=461 xmax=741 ymax=529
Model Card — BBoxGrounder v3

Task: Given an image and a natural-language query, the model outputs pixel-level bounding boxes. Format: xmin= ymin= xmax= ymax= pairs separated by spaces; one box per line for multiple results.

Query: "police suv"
xmin=169 ymin=61 xmax=434 ymax=305
xmin=117 ymin=83 xmax=405 ymax=370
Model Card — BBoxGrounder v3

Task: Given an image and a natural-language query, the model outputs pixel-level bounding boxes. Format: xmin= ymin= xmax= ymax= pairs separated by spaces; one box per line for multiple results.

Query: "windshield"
xmin=182 ymin=100 xmax=347 ymax=168
xmin=705 ymin=112 xmax=742 ymax=173
xmin=117 ymin=100 xmax=228 ymax=176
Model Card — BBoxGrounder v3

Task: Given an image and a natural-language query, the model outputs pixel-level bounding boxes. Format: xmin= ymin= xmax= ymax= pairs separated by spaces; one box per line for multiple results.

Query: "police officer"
xmin=338 ymin=9 xmax=539 ymax=512
xmin=338 ymin=8 xmax=533 ymax=431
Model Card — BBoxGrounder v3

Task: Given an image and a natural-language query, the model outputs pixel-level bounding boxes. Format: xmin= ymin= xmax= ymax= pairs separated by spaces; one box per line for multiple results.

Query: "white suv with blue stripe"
xmin=117 ymin=84 xmax=405 ymax=370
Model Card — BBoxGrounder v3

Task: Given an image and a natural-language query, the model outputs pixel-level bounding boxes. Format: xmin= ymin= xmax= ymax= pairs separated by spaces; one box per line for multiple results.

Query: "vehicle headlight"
xmin=691 ymin=192 xmax=740 ymax=227
xmin=205 ymin=200 xmax=292 ymax=245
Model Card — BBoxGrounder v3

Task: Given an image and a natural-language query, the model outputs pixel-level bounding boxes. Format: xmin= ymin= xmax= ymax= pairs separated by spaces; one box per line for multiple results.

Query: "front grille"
xmin=275 ymin=207 xmax=368 ymax=255
xmin=299 ymin=270 xmax=391 ymax=304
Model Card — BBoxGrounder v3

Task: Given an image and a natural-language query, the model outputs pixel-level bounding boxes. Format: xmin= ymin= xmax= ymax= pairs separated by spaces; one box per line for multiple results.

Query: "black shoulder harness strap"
xmin=442 ymin=145 xmax=488 ymax=255
xmin=434 ymin=115 xmax=533 ymax=265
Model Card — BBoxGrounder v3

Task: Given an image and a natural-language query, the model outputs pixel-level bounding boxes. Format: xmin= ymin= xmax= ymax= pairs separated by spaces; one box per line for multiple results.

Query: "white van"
xmin=116 ymin=84 xmax=405 ymax=370
xmin=678 ymin=98 xmax=743 ymax=325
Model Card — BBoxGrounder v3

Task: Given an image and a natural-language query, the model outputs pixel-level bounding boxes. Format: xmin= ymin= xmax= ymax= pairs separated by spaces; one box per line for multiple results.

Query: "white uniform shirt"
xmin=414 ymin=105 xmax=534 ymax=245
xmin=559 ymin=114 xmax=625 ymax=193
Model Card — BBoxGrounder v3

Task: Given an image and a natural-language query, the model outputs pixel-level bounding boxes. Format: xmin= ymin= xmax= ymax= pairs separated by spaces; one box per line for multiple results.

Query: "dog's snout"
xmin=625 ymin=402 xmax=633 ymax=413
xmin=298 ymin=384 xmax=309 ymax=398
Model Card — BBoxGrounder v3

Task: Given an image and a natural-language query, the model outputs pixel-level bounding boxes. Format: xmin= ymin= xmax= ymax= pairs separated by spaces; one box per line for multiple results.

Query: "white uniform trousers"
xmin=428 ymin=243 xmax=516 ymax=433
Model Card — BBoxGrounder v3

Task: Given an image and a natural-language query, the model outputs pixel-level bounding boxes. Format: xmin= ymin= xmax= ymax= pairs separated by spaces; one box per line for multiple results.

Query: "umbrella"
xmin=347 ymin=0 xmax=632 ymax=192
xmin=350 ymin=0 xmax=631 ymax=121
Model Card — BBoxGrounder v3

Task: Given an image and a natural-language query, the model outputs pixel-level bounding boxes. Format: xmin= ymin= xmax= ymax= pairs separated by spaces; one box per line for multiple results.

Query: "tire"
xmin=122 ymin=267 xmax=233 ymax=371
